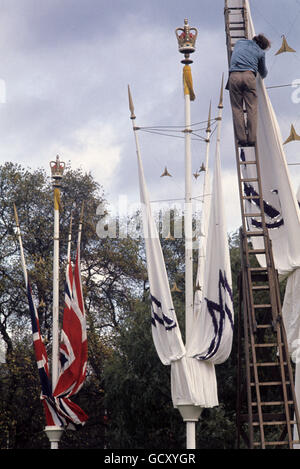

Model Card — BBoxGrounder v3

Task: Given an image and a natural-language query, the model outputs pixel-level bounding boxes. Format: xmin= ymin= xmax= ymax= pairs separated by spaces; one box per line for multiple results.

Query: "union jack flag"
xmin=27 ymin=279 xmax=64 ymax=427
xmin=53 ymin=238 xmax=88 ymax=421
xmin=27 ymin=243 xmax=88 ymax=428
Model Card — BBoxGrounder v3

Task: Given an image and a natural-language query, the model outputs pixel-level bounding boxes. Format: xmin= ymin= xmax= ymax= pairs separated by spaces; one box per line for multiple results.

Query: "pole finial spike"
xmin=218 ymin=73 xmax=224 ymax=109
xmin=206 ymin=100 xmax=212 ymax=133
xmin=128 ymin=85 xmax=136 ymax=120
xmin=13 ymin=203 xmax=19 ymax=227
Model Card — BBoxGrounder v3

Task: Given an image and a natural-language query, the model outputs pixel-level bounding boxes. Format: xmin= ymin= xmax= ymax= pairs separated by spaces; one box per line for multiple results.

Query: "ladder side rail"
xmin=240 ymin=228 xmax=261 ymax=448
xmin=242 ymin=269 xmax=255 ymax=448
xmin=253 ymin=145 xmax=281 ymax=331
xmin=246 ymin=277 xmax=266 ymax=449
xmin=239 ymin=228 xmax=255 ymax=448
xmin=276 ymin=322 xmax=294 ymax=448
xmin=236 ymin=271 xmax=244 ymax=449
xmin=237 ymin=152 xmax=261 ymax=333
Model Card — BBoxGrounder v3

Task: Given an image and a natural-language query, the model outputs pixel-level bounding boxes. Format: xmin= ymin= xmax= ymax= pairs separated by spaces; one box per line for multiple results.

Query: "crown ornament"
xmin=175 ymin=19 xmax=198 ymax=64
xmin=50 ymin=155 xmax=65 ymax=187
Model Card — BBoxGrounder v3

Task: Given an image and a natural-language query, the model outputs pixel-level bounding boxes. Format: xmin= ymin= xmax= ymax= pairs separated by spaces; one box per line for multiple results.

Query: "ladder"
xmin=224 ymin=0 xmax=300 ymax=449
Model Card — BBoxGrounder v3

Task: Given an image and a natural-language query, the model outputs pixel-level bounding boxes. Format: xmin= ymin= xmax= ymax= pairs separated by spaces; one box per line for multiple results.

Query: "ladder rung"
xmin=253 ymin=421 xmax=295 ymax=427
xmin=243 ymin=195 xmax=260 ymax=200
xmin=253 ymin=304 xmax=272 ymax=309
xmin=250 ymin=267 xmax=268 ymax=272
xmin=250 ymin=380 xmax=289 ymax=386
xmin=252 ymin=400 xmax=293 ymax=406
xmin=254 ymin=441 xmax=300 ymax=447
xmin=252 ymin=286 xmax=269 ymax=291
xmin=256 ymin=324 xmax=272 ymax=328
xmin=254 ymin=343 xmax=281 ymax=348
xmin=241 ymin=178 xmax=259 ymax=183
xmin=249 ymin=249 xmax=266 ymax=254
xmin=239 ymin=160 xmax=257 ymax=165
xmin=250 ymin=362 xmax=287 ymax=367
xmin=243 ymin=213 xmax=262 ymax=218
xmin=246 ymin=231 xmax=264 ymax=236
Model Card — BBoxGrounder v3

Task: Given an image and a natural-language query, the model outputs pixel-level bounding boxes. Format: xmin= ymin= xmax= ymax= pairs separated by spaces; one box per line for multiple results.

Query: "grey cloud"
xmin=0 ymin=0 xmax=299 ymax=232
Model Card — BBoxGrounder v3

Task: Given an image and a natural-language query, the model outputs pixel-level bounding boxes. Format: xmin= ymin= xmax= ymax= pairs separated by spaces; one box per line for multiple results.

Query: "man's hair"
xmin=253 ymin=34 xmax=271 ymax=50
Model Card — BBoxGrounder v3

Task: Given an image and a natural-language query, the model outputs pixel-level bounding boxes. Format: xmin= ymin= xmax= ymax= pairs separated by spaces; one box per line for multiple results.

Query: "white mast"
xmin=175 ymin=18 xmax=201 ymax=450
xmin=184 ymin=81 xmax=194 ymax=346
xmin=175 ymin=17 xmax=198 ymax=351
xmin=47 ymin=155 xmax=65 ymax=449
xmin=49 ymin=155 xmax=65 ymax=391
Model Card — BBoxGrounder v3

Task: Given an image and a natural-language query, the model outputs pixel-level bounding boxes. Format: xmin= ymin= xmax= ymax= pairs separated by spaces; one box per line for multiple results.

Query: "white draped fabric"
xmin=281 ymin=187 xmax=300 ymax=448
xmin=171 ymin=357 xmax=218 ymax=408
xmin=244 ymin=0 xmax=300 ymax=278
xmin=136 ymin=134 xmax=218 ymax=408
xmin=193 ymin=166 xmax=211 ymax=316
xmin=137 ymin=148 xmax=186 ymax=366
xmin=187 ymin=136 xmax=234 ymax=364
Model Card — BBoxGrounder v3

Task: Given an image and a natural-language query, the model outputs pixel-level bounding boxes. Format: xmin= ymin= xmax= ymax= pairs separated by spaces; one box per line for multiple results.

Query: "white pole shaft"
xmin=67 ymin=217 xmax=72 ymax=263
xmin=52 ymin=206 xmax=60 ymax=391
xmin=184 ymin=93 xmax=193 ymax=346
xmin=203 ymin=131 xmax=211 ymax=205
xmin=195 ymin=131 xmax=211 ymax=300
xmin=186 ymin=421 xmax=196 ymax=449
xmin=15 ymin=228 xmax=28 ymax=287
xmin=216 ymin=110 xmax=223 ymax=148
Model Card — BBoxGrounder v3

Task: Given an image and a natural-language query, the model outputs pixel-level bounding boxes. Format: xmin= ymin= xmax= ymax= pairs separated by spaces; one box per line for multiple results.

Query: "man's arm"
xmin=258 ymin=54 xmax=268 ymax=79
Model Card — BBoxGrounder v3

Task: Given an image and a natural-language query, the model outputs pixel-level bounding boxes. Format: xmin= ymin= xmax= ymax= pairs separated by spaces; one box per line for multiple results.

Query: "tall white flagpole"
xmin=175 ymin=17 xmax=198 ymax=353
xmin=184 ymin=85 xmax=193 ymax=347
xmin=175 ymin=18 xmax=199 ymax=450
xmin=47 ymin=155 xmax=65 ymax=449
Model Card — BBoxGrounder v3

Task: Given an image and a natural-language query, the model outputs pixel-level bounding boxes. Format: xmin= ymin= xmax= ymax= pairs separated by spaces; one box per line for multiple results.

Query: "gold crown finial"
xmin=175 ymin=19 xmax=198 ymax=64
xmin=50 ymin=155 xmax=65 ymax=187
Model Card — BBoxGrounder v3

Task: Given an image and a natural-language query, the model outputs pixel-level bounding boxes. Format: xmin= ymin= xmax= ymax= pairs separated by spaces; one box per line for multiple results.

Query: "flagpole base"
xmin=177 ymin=405 xmax=202 ymax=450
xmin=45 ymin=425 xmax=64 ymax=449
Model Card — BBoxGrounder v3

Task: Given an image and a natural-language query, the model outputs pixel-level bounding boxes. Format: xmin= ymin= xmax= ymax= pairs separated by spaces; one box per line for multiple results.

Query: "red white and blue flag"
xmin=27 ymin=236 xmax=88 ymax=428
xmin=54 ymin=240 xmax=88 ymax=401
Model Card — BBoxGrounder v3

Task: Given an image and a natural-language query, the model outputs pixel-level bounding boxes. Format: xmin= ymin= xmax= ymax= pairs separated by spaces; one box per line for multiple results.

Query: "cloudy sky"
xmin=1 ymin=0 xmax=300 ymax=233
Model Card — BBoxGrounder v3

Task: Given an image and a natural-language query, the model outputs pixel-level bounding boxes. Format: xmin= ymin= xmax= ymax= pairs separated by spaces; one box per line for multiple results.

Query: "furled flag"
xmin=53 ymin=234 xmax=88 ymax=420
xmin=187 ymin=141 xmax=234 ymax=364
xmin=243 ymin=0 xmax=300 ymax=278
xmin=27 ymin=279 xmax=61 ymax=426
xmin=136 ymin=140 xmax=186 ymax=366
xmin=27 ymin=278 xmax=86 ymax=428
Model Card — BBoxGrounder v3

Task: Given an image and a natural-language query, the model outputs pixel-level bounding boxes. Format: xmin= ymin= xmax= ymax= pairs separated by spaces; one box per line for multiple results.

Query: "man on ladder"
xmin=228 ymin=34 xmax=271 ymax=147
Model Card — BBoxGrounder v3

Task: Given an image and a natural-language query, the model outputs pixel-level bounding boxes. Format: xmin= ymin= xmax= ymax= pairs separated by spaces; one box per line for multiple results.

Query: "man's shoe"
xmin=247 ymin=141 xmax=256 ymax=147
xmin=238 ymin=140 xmax=247 ymax=147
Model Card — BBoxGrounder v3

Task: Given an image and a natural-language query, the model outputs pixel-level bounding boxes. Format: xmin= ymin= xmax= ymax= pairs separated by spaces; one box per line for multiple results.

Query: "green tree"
xmin=0 ymin=162 xmax=147 ymax=449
